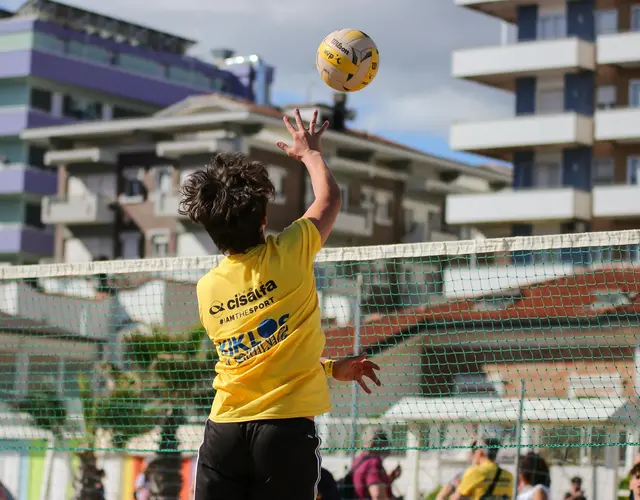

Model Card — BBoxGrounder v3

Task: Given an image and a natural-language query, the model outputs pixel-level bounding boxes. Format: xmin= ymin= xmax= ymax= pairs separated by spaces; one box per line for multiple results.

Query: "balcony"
xmin=44 ymin=148 xmax=117 ymax=167
xmin=593 ymin=185 xmax=640 ymax=218
xmin=0 ymin=225 xmax=53 ymax=257
xmin=332 ymin=209 xmax=373 ymax=237
xmin=0 ymin=164 xmax=57 ymax=197
xmin=454 ymin=0 xmax=564 ymax=22
xmin=453 ymin=38 xmax=594 ymax=89
xmin=41 ymin=194 xmax=114 ymax=225
xmin=154 ymin=191 xmax=185 ymax=218
xmin=450 ymin=112 xmax=593 ymax=157
xmin=597 ymin=32 xmax=640 ymax=67
xmin=595 ymin=108 xmax=640 ymax=143
xmin=446 ymin=188 xmax=592 ymax=225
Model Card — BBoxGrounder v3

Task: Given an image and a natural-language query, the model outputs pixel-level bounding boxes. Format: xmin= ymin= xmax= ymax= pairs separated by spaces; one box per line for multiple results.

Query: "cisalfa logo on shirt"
xmin=209 ymin=280 xmax=278 ymax=324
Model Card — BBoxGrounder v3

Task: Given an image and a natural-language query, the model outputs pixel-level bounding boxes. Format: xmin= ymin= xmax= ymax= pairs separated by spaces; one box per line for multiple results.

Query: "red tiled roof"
xmin=323 ymin=268 xmax=640 ymax=358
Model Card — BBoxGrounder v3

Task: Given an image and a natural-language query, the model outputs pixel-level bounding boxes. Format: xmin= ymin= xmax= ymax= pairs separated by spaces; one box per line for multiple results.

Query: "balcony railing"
xmin=333 ymin=207 xmax=374 ymax=237
xmin=41 ymin=193 xmax=114 ymax=225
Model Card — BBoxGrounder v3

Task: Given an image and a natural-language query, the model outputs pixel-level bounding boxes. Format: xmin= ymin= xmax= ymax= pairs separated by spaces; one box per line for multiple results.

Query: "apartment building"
xmin=0 ymin=0 xmax=273 ymax=264
xmin=20 ymin=93 xmax=510 ymax=265
xmin=446 ymin=0 xmax=640 ymax=244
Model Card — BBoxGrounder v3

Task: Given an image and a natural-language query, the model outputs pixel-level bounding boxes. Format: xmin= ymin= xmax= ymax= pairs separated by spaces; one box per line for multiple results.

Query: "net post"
xmin=512 ymin=379 xmax=526 ymax=500
xmin=406 ymin=422 xmax=421 ymax=500
xmin=349 ymin=274 xmax=363 ymax=457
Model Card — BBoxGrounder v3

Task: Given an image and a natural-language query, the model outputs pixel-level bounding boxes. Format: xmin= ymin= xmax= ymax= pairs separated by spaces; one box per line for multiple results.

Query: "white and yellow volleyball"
xmin=316 ymin=29 xmax=379 ymax=92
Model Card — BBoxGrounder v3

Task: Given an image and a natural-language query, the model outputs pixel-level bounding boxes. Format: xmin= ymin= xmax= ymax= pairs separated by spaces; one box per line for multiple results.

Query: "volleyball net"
xmin=1 ymin=229 xmax=640 ymax=459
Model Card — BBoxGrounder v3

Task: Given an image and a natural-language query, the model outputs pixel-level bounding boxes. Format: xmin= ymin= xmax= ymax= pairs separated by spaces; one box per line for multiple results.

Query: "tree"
xmin=74 ymin=366 xmax=160 ymax=500
xmin=121 ymin=324 xmax=217 ymax=500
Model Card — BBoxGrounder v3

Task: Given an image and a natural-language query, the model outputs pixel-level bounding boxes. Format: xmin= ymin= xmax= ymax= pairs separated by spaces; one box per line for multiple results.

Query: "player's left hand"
xmin=333 ymin=354 xmax=381 ymax=394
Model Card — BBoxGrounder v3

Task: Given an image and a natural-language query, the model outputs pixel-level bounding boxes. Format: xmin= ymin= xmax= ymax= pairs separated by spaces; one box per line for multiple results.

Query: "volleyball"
xmin=316 ymin=29 xmax=379 ymax=92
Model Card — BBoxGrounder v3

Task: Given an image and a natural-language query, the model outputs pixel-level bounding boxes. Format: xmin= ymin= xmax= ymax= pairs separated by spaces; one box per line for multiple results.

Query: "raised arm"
xmin=276 ymin=108 xmax=342 ymax=245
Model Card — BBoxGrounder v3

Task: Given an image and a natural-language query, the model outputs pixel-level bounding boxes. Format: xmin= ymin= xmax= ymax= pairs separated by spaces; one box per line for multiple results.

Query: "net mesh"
xmin=1 ymin=230 xmax=640 ymax=467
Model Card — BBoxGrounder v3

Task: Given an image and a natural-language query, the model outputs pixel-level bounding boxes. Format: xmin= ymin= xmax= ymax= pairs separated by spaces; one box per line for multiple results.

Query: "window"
xmin=632 ymin=5 xmax=640 ymax=32
xmin=374 ymin=191 xmax=393 ymax=225
xmin=267 ymin=165 xmax=286 ymax=204
xmin=122 ymin=169 xmax=146 ymax=199
xmin=117 ymin=54 xmax=164 ymax=77
xmin=211 ymin=78 xmax=226 ymax=91
xmin=627 ymin=156 xmax=640 ymax=185
xmin=537 ymin=12 xmax=566 ymax=40
xmin=27 ymin=355 xmax=60 ymax=394
xmin=25 ymin=203 xmax=44 ymax=228
xmin=28 ymin=147 xmax=47 ymax=168
xmin=360 ymin=187 xmax=374 ymax=209
xmin=404 ymin=208 xmax=416 ymax=233
xmin=32 ymin=32 xmax=65 ymax=54
xmin=120 ymin=231 xmax=141 ymax=260
xmin=537 ymin=87 xmax=564 ymax=114
xmin=630 ymin=80 xmax=640 ymax=108
xmin=113 ymin=106 xmax=145 ymax=119
xmin=0 ymin=353 xmax=15 ymax=395
xmin=154 ymin=167 xmax=173 ymax=193
xmin=62 ymin=360 xmax=85 ymax=398
xmin=534 ymin=162 xmax=562 ymax=188
xmin=338 ymin=183 xmax=349 ymax=211
xmin=595 ymin=9 xmax=618 ymax=35
xmin=63 ymin=95 xmax=103 ymax=120
xmin=30 ymin=88 xmax=52 ymax=113
xmin=428 ymin=211 xmax=443 ymax=233
xmin=596 ymin=85 xmax=616 ymax=110
xmin=592 ymin=157 xmax=614 ymax=186
xmin=149 ymin=232 xmax=169 ymax=258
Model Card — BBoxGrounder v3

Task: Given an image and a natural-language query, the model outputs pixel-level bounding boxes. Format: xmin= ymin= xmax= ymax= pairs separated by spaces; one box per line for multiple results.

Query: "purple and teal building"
xmin=0 ymin=0 xmax=274 ymax=264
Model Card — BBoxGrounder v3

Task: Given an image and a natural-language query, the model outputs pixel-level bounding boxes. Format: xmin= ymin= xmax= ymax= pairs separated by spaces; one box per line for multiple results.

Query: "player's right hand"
xmin=276 ymin=108 xmax=329 ymax=161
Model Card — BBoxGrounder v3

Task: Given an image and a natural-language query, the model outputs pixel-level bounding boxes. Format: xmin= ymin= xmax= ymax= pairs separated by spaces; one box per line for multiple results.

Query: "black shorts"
xmin=194 ymin=417 xmax=322 ymax=500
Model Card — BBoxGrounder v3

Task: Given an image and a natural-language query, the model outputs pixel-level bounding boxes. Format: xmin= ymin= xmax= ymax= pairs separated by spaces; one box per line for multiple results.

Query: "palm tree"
xmin=74 ymin=367 xmax=160 ymax=500
xmin=121 ymin=324 xmax=217 ymax=500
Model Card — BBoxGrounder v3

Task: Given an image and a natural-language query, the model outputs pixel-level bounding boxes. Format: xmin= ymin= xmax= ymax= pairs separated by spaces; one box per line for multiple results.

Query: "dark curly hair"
xmin=178 ymin=153 xmax=275 ymax=254
xmin=519 ymin=452 xmax=551 ymax=488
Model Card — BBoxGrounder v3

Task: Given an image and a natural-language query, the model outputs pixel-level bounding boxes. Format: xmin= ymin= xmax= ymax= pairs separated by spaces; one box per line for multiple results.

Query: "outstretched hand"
xmin=333 ymin=354 xmax=382 ymax=394
xmin=276 ymin=108 xmax=329 ymax=161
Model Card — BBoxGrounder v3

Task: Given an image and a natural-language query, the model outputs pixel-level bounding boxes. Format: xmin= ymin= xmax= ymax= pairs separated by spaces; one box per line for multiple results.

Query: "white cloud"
xmin=359 ymin=85 xmax=513 ymax=138
xmin=41 ymin=0 xmax=513 ymax=145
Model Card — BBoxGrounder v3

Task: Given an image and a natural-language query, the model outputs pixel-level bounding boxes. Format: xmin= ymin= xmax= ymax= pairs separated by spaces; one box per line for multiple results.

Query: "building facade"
xmin=22 ymin=94 xmax=510 ymax=265
xmin=447 ymin=0 xmax=640 ymax=245
xmin=0 ymin=0 xmax=273 ymax=264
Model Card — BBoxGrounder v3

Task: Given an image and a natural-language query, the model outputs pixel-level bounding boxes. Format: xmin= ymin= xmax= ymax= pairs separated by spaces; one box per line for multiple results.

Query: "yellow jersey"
xmin=457 ymin=461 xmax=514 ymax=500
xmin=197 ymin=218 xmax=331 ymax=422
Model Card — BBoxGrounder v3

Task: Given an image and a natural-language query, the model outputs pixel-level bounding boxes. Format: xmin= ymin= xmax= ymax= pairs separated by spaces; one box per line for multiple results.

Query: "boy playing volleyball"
xmin=180 ymin=109 xmax=382 ymax=500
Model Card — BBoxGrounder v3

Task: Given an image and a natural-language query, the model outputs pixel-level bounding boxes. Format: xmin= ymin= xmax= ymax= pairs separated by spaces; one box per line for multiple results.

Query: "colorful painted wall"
xmin=0 ymin=443 xmax=197 ymax=500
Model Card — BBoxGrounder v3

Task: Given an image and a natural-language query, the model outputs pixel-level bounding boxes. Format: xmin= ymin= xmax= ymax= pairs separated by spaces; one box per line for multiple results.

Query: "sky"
xmin=4 ymin=0 xmax=515 ymax=166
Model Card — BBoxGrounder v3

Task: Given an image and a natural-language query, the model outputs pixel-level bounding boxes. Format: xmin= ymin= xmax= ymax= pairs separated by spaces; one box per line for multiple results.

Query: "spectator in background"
xmin=436 ymin=472 xmax=464 ymax=500
xmin=630 ymin=463 xmax=640 ymax=500
xmin=516 ymin=453 xmax=550 ymax=500
xmin=564 ymin=476 xmax=585 ymax=500
xmin=450 ymin=438 xmax=514 ymax=500
xmin=353 ymin=427 xmax=402 ymax=500
xmin=317 ymin=467 xmax=340 ymax=500
xmin=437 ymin=440 xmax=478 ymax=500
xmin=134 ymin=458 xmax=151 ymax=500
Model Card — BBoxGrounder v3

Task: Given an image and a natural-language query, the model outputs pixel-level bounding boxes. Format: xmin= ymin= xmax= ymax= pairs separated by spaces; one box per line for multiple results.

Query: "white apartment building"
xmin=445 ymin=0 xmax=640 ymax=294
xmin=448 ymin=0 xmax=640 ymax=236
